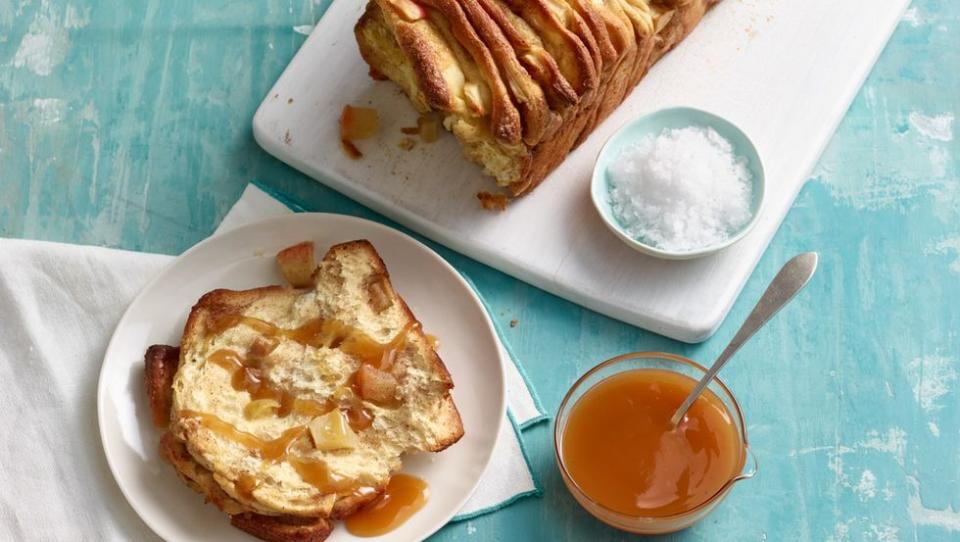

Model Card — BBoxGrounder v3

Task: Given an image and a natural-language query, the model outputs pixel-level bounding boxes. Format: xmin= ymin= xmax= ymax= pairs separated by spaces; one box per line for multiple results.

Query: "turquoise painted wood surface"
xmin=2 ymin=1 xmax=958 ymax=540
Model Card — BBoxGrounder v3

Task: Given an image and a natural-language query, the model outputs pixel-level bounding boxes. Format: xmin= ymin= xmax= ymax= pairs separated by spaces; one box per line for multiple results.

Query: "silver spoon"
xmin=669 ymin=252 xmax=819 ymax=428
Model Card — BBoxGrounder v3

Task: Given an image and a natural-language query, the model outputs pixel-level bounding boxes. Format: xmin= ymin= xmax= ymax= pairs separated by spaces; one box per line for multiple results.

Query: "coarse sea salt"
xmin=608 ymin=126 xmax=754 ymax=252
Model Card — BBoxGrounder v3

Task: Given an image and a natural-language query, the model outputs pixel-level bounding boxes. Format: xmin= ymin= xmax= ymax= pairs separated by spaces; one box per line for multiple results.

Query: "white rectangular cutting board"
xmin=253 ymin=0 xmax=909 ymax=342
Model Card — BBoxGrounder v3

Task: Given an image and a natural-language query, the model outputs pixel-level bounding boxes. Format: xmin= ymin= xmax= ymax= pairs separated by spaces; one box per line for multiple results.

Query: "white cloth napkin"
xmin=0 ymin=184 xmax=545 ymax=540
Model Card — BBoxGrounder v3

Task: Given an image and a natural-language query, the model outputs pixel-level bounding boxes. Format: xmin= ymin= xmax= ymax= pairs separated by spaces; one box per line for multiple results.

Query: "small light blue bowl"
xmin=591 ymin=107 xmax=766 ymax=260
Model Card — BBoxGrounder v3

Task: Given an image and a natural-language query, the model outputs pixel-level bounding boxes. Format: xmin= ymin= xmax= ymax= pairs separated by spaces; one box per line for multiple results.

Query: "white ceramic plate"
xmin=97 ymin=213 xmax=506 ymax=542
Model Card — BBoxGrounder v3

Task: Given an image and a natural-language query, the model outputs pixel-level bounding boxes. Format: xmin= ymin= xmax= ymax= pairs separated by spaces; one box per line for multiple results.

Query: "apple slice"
xmin=276 ymin=241 xmax=315 ymax=288
xmin=339 ymin=105 xmax=379 ymax=140
xmin=355 ymin=364 xmax=399 ymax=405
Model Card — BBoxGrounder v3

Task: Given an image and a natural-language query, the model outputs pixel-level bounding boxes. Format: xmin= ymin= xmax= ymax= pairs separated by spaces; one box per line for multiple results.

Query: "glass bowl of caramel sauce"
xmin=554 ymin=352 xmax=756 ymax=534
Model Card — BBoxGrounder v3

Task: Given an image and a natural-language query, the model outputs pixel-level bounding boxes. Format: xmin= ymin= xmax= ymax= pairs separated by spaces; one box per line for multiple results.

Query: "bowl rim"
xmin=553 ymin=351 xmax=755 ymax=522
xmin=590 ymin=106 xmax=767 ymax=260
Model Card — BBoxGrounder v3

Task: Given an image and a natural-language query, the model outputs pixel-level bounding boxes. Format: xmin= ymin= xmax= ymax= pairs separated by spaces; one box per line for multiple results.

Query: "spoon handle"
xmin=669 ymin=252 xmax=819 ymax=427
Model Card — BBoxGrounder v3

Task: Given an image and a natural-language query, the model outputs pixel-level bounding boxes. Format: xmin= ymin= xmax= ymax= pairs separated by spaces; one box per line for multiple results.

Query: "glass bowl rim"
xmin=553 ymin=351 xmax=754 ymax=522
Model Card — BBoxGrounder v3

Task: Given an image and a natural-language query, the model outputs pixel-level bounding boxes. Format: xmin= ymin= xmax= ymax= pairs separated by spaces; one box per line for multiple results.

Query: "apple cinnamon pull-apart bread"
xmin=355 ymin=0 xmax=718 ymax=198
xmin=145 ymin=240 xmax=464 ymax=542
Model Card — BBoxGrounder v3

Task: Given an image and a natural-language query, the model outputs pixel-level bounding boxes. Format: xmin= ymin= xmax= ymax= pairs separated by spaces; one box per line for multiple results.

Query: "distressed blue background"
xmin=2 ymin=1 xmax=958 ymax=540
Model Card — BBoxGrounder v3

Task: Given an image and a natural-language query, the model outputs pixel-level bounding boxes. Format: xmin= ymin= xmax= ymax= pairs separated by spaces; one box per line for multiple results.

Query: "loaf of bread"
xmin=355 ymin=0 xmax=718 ymax=198
xmin=146 ymin=240 xmax=463 ymax=542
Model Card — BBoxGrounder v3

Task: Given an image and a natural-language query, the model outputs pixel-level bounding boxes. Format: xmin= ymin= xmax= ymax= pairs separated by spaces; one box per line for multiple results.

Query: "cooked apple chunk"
xmin=339 ymin=105 xmax=379 ymax=140
xmin=276 ymin=241 xmax=315 ymax=288
xmin=355 ymin=364 xmax=398 ymax=405
xmin=309 ymin=410 xmax=360 ymax=451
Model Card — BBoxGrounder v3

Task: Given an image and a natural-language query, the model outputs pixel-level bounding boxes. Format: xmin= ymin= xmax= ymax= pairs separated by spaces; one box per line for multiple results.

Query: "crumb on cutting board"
xmin=477 ymin=192 xmax=509 ymax=212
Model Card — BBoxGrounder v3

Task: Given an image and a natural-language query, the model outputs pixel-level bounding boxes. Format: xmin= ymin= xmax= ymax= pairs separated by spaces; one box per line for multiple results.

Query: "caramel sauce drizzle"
xmin=179 ymin=410 xmax=374 ymax=496
xmin=178 ymin=410 xmax=307 ymax=461
xmin=288 ymin=457 xmax=360 ymax=494
xmin=183 ymin=314 xmax=421 ymax=499
xmin=204 ymin=313 xmax=417 ymax=426
xmin=207 ymin=349 xmax=331 ymax=419
xmin=206 ymin=348 xmax=373 ymax=431
xmin=235 ymin=473 xmax=259 ymax=501
xmin=206 ymin=314 xmax=418 ymax=371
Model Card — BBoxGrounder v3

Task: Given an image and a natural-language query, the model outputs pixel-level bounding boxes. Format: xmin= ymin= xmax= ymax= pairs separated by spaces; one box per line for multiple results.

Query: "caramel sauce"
xmin=179 ymin=410 xmax=370 ymax=498
xmin=345 ymin=474 xmax=429 ymax=537
xmin=179 ymin=410 xmax=308 ymax=460
xmin=288 ymin=458 xmax=362 ymax=494
xmin=293 ymin=398 xmax=332 ymax=417
xmin=261 ymin=426 xmax=309 ymax=461
xmin=187 ymin=314 xmax=429 ymax=502
xmin=208 ymin=348 xmax=373 ymax=430
xmin=561 ymin=369 xmax=744 ymax=517
xmin=338 ymin=321 xmax=417 ymax=370
xmin=204 ymin=314 xmax=420 ymax=427
xmin=207 ymin=314 xmax=416 ymax=370
xmin=341 ymin=395 xmax=375 ymax=430
xmin=209 ymin=349 xmax=330 ymax=419
xmin=236 ymin=473 xmax=259 ymax=500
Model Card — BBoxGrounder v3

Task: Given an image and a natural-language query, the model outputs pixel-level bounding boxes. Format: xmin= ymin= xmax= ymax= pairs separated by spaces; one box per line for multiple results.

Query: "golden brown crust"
xmin=378 ymin=4 xmax=460 ymax=113
xmin=323 ymin=241 xmax=464 ymax=449
xmin=323 ymin=240 xmax=458 ymax=395
xmin=572 ymin=0 xmax=639 ymax=142
xmin=179 ymin=285 xmax=295 ymax=351
xmin=159 ymin=374 xmax=342 ymax=541
xmin=422 ymin=0 xmax=524 ymax=144
xmin=650 ymin=0 xmax=717 ymax=64
xmin=498 ymin=0 xmax=599 ymax=96
xmin=230 ymin=513 xmax=333 ymax=542
xmin=276 ymin=241 xmax=317 ymax=288
xmin=356 ymin=4 xmax=433 ymax=113
xmin=476 ymin=0 xmax=578 ymax=110
xmin=159 ymin=431 xmax=249 ymax=517
xmin=476 ymin=191 xmax=509 ymax=211
xmin=569 ymin=0 xmax=620 ymax=67
xmin=457 ymin=0 xmax=558 ymax=144
xmin=144 ymin=345 xmax=180 ymax=428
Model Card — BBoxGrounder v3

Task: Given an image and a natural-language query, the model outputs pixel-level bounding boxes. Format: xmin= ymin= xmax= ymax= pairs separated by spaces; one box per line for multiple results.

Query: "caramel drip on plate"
xmin=345 ymin=474 xmax=429 ymax=537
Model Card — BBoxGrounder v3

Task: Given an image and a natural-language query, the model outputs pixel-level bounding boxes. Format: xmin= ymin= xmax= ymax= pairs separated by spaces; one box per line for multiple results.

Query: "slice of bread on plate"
xmin=145 ymin=240 xmax=464 ymax=542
